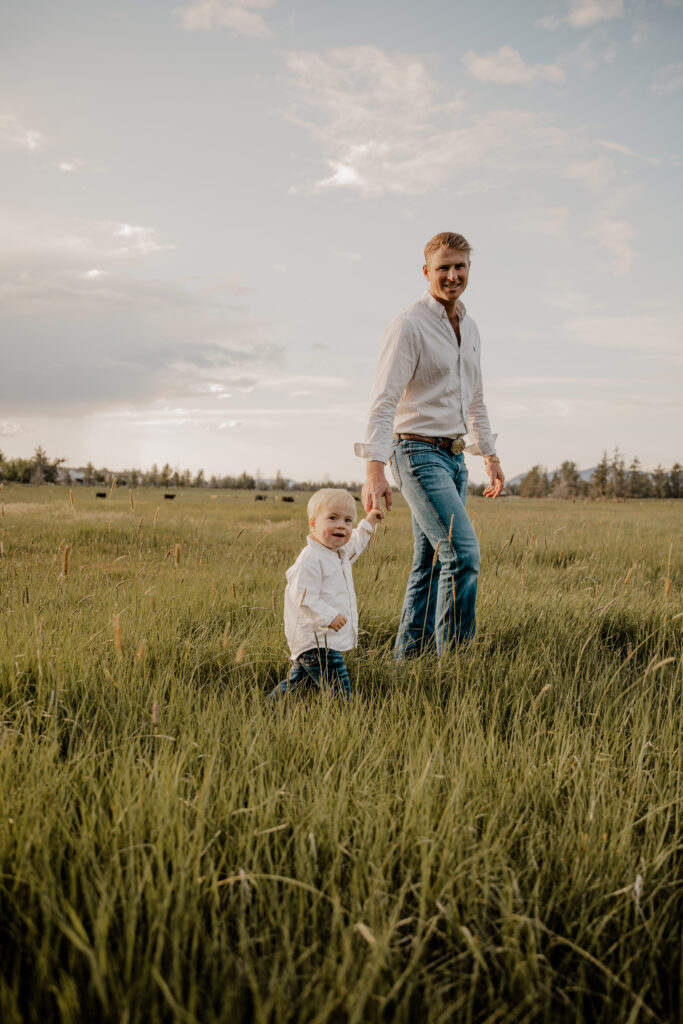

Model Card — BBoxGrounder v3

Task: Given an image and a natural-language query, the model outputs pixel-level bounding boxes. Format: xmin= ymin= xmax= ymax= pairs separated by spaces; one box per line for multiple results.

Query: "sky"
xmin=1 ymin=0 xmax=682 ymax=485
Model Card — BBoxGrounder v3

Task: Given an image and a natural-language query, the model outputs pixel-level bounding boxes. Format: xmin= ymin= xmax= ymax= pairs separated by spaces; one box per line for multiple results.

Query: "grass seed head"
xmin=174 ymin=543 xmax=181 ymax=567
xmin=62 ymin=545 xmax=70 ymax=577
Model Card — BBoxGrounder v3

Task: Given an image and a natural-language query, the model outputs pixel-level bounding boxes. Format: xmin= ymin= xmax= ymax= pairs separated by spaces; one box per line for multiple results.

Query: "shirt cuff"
xmin=464 ymin=432 xmax=498 ymax=457
xmin=354 ymin=441 xmax=389 ymax=463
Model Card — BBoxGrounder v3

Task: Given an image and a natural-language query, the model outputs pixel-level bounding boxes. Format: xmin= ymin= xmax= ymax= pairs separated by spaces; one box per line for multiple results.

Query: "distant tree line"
xmin=0 ymin=450 xmax=362 ymax=492
xmin=510 ymin=449 xmax=683 ymax=500
xmin=0 ymin=447 xmax=66 ymax=484
xmin=6 ymin=446 xmax=677 ymax=499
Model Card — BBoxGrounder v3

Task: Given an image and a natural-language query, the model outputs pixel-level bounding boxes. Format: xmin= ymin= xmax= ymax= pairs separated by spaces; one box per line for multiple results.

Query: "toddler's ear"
xmin=308 ymin=517 xmax=316 ymax=531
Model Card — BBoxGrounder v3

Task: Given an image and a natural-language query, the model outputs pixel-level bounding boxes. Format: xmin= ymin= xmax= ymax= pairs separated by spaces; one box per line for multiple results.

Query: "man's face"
xmin=423 ymin=246 xmax=470 ymax=308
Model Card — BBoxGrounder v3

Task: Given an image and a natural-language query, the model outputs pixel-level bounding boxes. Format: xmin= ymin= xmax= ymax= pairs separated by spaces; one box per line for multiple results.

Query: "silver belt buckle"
xmin=450 ymin=437 xmax=465 ymax=455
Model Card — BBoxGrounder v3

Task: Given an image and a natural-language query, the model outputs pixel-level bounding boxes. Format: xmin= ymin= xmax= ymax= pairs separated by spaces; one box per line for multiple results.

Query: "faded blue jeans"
xmin=389 ymin=439 xmax=480 ymax=658
xmin=268 ymin=648 xmax=352 ymax=701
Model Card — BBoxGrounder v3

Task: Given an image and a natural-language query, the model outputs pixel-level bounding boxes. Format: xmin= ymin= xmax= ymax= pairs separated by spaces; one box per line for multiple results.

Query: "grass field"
xmin=0 ymin=483 xmax=681 ymax=1023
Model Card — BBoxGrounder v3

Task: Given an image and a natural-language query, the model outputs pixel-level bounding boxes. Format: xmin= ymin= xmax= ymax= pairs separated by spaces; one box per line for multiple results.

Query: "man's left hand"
xmin=483 ymin=461 xmax=505 ymax=499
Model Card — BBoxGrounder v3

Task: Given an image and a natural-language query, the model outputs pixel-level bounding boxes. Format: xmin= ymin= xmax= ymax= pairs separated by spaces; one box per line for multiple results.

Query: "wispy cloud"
xmin=598 ymin=139 xmax=659 ymax=164
xmin=539 ymin=0 xmax=624 ymax=29
xmin=57 ymin=159 xmax=85 ymax=173
xmin=463 ymin=46 xmax=564 ymax=86
xmin=588 ymin=217 xmax=636 ymax=276
xmin=284 ymin=44 xmax=641 ymax=274
xmin=0 ymin=113 xmax=43 ymax=152
xmin=178 ymin=0 xmax=275 ymax=36
xmin=0 ymin=421 xmax=27 ymax=437
xmin=650 ymin=62 xmax=683 ymax=94
xmin=507 ymin=200 xmax=570 ymax=237
xmin=285 ymin=46 xmax=574 ymax=196
xmin=109 ymin=223 xmax=173 ymax=256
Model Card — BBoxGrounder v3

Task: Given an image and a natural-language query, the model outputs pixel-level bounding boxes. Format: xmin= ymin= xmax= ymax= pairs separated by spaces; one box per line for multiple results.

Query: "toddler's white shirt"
xmin=284 ymin=520 xmax=374 ymax=661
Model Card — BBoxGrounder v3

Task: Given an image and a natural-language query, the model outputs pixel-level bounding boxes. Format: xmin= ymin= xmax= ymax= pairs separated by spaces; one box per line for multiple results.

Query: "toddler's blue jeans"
xmin=268 ymin=648 xmax=352 ymax=701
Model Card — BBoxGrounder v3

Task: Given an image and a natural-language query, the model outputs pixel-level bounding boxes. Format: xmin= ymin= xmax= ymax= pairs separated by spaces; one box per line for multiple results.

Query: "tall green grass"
xmin=1 ymin=485 xmax=681 ymax=1022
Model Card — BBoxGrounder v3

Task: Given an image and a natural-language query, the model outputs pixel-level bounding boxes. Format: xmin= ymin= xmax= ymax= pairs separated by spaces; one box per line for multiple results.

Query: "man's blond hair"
xmin=307 ymin=488 xmax=357 ymax=522
xmin=424 ymin=232 xmax=472 ymax=264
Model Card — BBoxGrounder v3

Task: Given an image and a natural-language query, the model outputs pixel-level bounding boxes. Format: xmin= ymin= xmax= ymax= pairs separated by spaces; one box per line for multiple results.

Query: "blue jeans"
xmin=389 ymin=439 xmax=480 ymax=658
xmin=268 ymin=648 xmax=352 ymax=701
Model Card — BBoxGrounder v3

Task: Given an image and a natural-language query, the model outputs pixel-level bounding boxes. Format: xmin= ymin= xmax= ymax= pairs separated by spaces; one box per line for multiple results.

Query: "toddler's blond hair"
xmin=307 ymin=488 xmax=357 ymax=522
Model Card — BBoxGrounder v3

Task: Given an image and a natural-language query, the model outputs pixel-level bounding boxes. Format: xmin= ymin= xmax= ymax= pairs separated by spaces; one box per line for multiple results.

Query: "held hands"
xmin=366 ymin=506 xmax=385 ymax=526
xmin=328 ymin=613 xmax=348 ymax=632
xmin=362 ymin=460 xmax=392 ymax=514
xmin=483 ymin=460 xmax=505 ymax=499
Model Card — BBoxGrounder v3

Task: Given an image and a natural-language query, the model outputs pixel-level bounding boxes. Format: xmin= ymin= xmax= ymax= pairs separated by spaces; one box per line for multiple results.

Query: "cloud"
xmin=597 ymin=139 xmax=659 ymax=164
xmin=57 ymin=159 xmax=85 ymax=173
xmin=109 ymin=223 xmax=173 ymax=256
xmin=463 ymin=46 xmax=565 ymax=86
xmin=588 ymin=217 xmax=636 ymax=276
xmin=563 ymin=313 xmax=681 ymax=352
xmin=0 ymin=421 xmax=27 ymax=437
xmin=507 ymin=201 xmax=570 ymax=237
xmin=284 ymin=44 xmax=644 ymax=274
xmin=0 ymin=216 xmax=285 ymax=415
xmin=0 ymin=113 xmax=43 ymax=152
xmin=650 ymin=62 xmax=683 ymax=94
xmin=178 ymin=0 xmax=274 ymax=36
xmin=285 ymin=47 xmax=578 ymax=196
xmin=539 ymin=0 xmax=624 ymax=28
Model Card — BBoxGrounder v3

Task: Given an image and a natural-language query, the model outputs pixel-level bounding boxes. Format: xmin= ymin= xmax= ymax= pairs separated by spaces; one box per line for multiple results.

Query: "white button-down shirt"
xmin=355 ymin=291 xmax=496 ymax=464
xmin=283 ymin=521 xmax=374 ymax=661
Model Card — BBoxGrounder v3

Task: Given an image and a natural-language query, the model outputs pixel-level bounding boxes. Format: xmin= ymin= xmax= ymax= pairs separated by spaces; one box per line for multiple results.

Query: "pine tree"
xmin=610 ymin=448 xmax=627 ymax=499
xmin=519 ymin=465 xmax=548 ymax=498
xmin=591 ymin=451 xmax=609 ymax=498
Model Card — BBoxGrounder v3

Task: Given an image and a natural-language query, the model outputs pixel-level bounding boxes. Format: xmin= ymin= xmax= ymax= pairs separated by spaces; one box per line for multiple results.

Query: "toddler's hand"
xmin=367 ymin=507 xmax=385 ymax=525
xmin=328 ymin=613 xmax=347 ymax=631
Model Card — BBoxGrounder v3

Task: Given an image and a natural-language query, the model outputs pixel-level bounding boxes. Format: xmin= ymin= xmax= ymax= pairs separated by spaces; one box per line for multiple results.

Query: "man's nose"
xmin=446 ymin=268 xmax=457 ymax=280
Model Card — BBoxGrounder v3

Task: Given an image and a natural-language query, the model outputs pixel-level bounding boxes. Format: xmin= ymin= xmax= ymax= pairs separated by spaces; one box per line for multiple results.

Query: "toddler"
xmin=268 ymin=488 xmax=383 ymax=701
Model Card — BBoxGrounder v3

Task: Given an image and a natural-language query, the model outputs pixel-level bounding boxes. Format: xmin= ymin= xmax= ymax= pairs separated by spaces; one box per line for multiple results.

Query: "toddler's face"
xmin=309 ymin=503 xmax=354 ymax=550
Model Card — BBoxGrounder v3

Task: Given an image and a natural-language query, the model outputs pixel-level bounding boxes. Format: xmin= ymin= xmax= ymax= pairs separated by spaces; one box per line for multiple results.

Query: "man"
xmin=356 ymin=231 xmax=504 ymax=658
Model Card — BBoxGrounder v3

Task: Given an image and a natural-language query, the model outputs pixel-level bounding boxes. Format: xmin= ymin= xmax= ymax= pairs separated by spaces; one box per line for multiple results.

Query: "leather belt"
xmin=394 ymin=433 xmax=466 ymax=455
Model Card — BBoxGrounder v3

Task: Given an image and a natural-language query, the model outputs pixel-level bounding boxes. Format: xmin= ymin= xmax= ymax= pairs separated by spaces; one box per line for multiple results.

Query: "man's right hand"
xmin=362 ymin=460 xmax=392 ymax=514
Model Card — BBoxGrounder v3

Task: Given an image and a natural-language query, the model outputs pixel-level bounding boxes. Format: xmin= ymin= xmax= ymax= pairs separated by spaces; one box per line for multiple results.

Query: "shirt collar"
xmin=306 ymin=535 xmax=347 ymax=561
xmin=422 ymin=289 xmax=466 ymax=321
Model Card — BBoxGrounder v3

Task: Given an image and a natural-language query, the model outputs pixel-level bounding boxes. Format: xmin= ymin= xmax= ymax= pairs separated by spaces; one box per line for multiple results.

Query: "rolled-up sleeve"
xmin=354 ymin=318 xmax=418 ymax=464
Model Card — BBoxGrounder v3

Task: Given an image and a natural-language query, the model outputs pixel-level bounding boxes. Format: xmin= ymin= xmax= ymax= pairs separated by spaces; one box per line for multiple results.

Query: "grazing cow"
xmin=254 ymin=494 xmax=266 ymax=501
xmin=164 ymin=493 xmax=176 ymax=500
xmin=96 ymin=492 xmax=107 ymax=499
xmin=281 ymin=495 xmax=295 ymax=503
